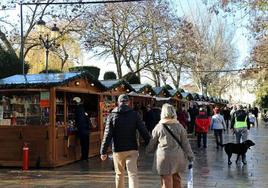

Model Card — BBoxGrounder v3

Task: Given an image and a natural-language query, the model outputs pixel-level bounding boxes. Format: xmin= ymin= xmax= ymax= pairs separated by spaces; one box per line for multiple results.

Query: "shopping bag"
xmin=187 ymin=168 xmax=193 ymax=188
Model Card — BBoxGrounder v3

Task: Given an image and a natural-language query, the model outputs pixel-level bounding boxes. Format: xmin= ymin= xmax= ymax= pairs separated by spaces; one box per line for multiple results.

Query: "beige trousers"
xmin=113 ymin=150 xmax=139 ymax=188
xmin=160 ymin=173 xmax=182 ymax=188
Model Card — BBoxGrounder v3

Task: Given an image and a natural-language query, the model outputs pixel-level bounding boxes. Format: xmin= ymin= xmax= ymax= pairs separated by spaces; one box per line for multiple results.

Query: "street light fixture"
xmin=36 ymin=18 xmax=60 ymax=74
xmin=20 ymin=0 xmax=144 ymax=75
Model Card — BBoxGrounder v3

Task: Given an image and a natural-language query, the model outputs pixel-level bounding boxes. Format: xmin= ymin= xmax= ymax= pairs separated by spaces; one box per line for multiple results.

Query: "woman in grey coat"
xmin=147 ymin=103 xmax=194 ymax=188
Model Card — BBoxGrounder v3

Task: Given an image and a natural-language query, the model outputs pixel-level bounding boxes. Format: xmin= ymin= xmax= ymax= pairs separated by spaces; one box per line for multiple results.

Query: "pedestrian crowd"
xmin=74 ymin=93 xmax=259 ymax=188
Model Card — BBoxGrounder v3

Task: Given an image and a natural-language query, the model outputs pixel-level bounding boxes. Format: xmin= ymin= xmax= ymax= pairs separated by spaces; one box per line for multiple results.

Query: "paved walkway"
xmin=1 ymin=120 xmax=268 ymax=187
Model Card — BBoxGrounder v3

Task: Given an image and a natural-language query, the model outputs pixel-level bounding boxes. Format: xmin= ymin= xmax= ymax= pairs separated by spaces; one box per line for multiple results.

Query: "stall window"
xmin=0 ymin=92 xmax=50 ymax=126
xmin=57 ymin=93 xmax=100 ymax=133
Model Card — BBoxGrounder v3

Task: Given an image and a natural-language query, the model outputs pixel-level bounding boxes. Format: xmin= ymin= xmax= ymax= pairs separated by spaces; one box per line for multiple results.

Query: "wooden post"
xmin=48 ymin=87 xmax=56 ymax=166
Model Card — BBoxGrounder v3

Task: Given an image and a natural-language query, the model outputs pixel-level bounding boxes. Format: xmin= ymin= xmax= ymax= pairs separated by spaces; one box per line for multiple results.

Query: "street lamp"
xmin=36 ymin=18 xmax=60 ymax=74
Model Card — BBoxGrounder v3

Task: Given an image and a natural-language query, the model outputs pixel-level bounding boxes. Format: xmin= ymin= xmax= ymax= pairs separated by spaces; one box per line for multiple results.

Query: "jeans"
xmin=160 ymin=173 xmax=182 ymax=188
xmin=113 ymin=150 xmax=139 ymax=188
xmin=225 ymin=119 xmax=229 ymax=130
xmin=235 ymin=128 xmax=248 ymax=162
xmin=214 ymin=129 xmax=223 ymax=147
xmin=235 ymin=128 xmax=248 ymax=143
xmin=197 ymin=132 xmax=207 ymax=148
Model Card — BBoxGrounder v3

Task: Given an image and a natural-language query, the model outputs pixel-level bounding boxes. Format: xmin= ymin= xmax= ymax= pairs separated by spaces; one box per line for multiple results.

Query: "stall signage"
xmin=40 ymin=92 xmax=50 ymax=107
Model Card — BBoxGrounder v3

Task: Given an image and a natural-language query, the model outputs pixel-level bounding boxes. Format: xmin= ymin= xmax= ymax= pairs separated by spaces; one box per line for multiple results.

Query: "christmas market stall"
xmin=131 ymin=84 xmax=156 ymax=96
xmin=0 ymin=72 xmax=105 ymax=167
xmin=167 ymin=89 xmax=183 ymax=109
xmin=181 ymin=92 xmax=193 ymax=109
xmin=99 ymin=79 xmax=134 ymax=138
xmin=130 ymin=84 xmax=156 ymax=109
xmin=153 ymin=87 xmax=171 ymax=107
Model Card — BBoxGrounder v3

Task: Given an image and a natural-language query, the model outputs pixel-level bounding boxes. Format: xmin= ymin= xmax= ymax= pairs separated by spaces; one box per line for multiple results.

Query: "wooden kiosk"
xmin=0 ymin=72 xmax=105 ymax=167
xmin=99 ymin=79 xmax=135 ymax=138
xmin=130 ymin=84 xmax=156 ymax=111
xmin=168 ymin=89 xmax=183 ymax=109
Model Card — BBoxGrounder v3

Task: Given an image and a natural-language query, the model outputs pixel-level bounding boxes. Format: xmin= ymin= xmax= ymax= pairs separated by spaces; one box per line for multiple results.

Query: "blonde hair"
xmin=161 ymin=103 xmax=177 ymax=120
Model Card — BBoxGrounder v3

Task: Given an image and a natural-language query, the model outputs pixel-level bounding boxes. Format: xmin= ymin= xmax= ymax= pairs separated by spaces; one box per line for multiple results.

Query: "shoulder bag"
xmin=163 ymin=124 xmax=182 ymax=148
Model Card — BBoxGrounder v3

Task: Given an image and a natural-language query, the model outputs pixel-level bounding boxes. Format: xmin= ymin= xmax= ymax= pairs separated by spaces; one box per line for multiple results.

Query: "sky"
xmin=0 ymin=0 xmax=251 ymax=82
xmin=82 ymin=0 xmax=251 ymax=83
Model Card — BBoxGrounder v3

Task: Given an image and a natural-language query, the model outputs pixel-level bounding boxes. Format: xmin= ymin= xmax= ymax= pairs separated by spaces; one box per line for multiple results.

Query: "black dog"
xmin=220 ymin=140 xmax=255 ymax=165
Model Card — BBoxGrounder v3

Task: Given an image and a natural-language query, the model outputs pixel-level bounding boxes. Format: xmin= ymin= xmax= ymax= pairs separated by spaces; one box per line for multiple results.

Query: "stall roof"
xmin=0 ymin=72 xmax=105 ymax=89
xmin=177 ymin=88 xmax=185 ymax=93
xmin=153 ymin=87 xmax=170 ymax=97
xmin=192 ymin=93 xmax=200 ymax=100
xmin=168 ymin=89 xmax=182 ymax=98
xmin=128 ymin=91 xmax=153 ymax=98
xmin=100 ymin=79 xmax=134 ymax=91
xmin=130 ymin=84 xmax=156 ymax=95
xmin=154 ymin=96 xmax=171 ymax=101
xmin=181 ymin=92 xmax=193 ymax=100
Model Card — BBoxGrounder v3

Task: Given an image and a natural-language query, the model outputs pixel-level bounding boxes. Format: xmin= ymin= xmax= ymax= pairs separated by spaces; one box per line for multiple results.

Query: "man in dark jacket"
xmin=144 ymin=105 xmax=155 ymax=133
xmin=100 ymin=94 xmax=150 ymax=188
xmin=252 ymin=106 xmax=259 ymax=127
xmin=188 ymin=103 xmax=199 ymax=133
xmin=74 ymin=97 xmax=91 ymax=161
xmin=222 ymin=106 xmax=231 ymax=131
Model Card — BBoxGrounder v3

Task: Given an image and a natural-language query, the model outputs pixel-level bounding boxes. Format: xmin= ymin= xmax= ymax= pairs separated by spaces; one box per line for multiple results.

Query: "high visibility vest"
xmin=234 ymin=117 xmax=247 ymax=129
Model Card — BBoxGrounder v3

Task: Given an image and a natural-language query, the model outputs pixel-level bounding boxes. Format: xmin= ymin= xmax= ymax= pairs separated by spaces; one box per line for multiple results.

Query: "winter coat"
xmin=146 ymin=119 xmax=194 ymax=175
xmin=195 ymin=112 xmax=211 ymax=133
xmin=100 ymin=104 xmax=151 ymax=155
xmin=75 ymin=104 xmax=90 ymax=136
xmin=231 ymin=109 xmax=250 ymax=130
xmin=188 ymin=107 xmax=199 ymax=125
xmin=211 ymin=114 xmax=226 ymax=130
xmin=177 ymin=110 xmax=189 ymax=128
xmin=144 ymin=109 xmax=157 ymax=132
xmin=222 ymin=109 xmax=231 ymax=120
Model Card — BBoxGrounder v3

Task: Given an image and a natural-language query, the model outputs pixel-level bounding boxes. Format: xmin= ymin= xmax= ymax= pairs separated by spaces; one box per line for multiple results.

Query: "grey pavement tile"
xmin=0 ymin=119 xmax=268 ymax=187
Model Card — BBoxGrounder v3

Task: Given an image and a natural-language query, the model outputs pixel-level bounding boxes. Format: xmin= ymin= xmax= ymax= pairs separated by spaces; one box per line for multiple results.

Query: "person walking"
xmin=73 ymin=97 xmax=91 ymax=161
xmin=230 ymin=105 xmax=237 ymax=119
xmin=195 ymin=108 xmax=211 ymax=149
xmin=231 ymin=105 xmax=250 ymax=164
xmin=222 ymin=106 xmax=231 ymax=132
xmin=188 ymin=104 xmax=199 ymax=134
xmin=100 ymin=94 xmax=151 ymax=188
xmin=252 ymin=106 xmax=259 ymax=127
xmin=144 ymin=104 xmax=157 ymax=133
xmin=146 ymin=103 xmax=194 ymax=188
xmin=211 ymin=107 xmax=226 ymax=149
xmin=177 ymin=104 xmax=190 ymax=130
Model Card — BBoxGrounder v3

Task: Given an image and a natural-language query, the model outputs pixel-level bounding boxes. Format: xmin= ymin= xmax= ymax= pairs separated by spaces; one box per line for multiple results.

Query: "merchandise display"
xmin=0 ymin=93 xmax=49 ymax=126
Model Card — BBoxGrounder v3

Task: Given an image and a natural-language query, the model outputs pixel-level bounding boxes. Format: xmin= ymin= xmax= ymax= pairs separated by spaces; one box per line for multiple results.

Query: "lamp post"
xmin=36 ymin=18 xmax=60 ymax=74
xmin=19 ymin=1 xmax=24 ymax=75
xmin=19 ymin=0 xmax=144 ymax=75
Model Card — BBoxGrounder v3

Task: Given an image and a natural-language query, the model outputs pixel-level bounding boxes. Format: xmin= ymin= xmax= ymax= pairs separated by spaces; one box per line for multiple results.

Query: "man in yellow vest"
xmin=231 ymin=105 xmax=250 ymax=164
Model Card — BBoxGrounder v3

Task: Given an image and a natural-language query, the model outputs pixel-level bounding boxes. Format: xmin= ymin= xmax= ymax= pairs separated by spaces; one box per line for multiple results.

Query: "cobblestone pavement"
xmin=1 ymin=120 xmax=268 ymax=188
